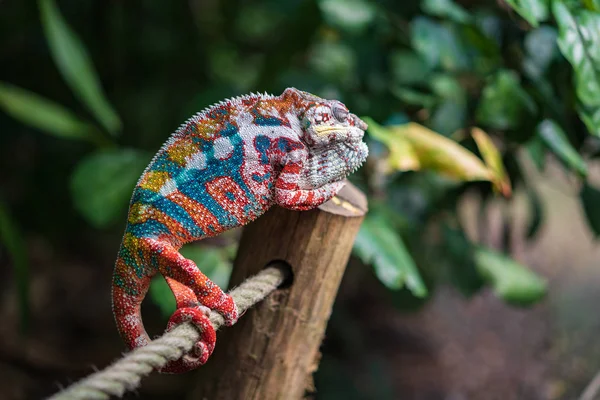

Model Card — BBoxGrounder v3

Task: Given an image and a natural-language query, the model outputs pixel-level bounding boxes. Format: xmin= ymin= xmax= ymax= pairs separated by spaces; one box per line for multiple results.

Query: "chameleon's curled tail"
xmin=111 ymin=236 xmax=223 ymax=373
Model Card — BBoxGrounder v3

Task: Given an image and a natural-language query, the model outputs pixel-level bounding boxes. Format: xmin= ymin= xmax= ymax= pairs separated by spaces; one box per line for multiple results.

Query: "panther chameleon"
xmin=112 ymin=88 xmax=369 ymax=373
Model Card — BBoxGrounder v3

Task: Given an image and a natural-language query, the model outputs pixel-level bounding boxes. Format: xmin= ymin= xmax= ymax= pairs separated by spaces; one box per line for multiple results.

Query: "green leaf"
xmin=474 ymin=247 xmax=547 ymax=306
xmin=429 ymin=74 xmax=464 ymax=100
xmin=70 ymin=149 xmax=151 ymax=228
xmin=578 ymin=104 xmax=600 ymax=137
xmin=354 ymin=212 xmax=427 ymax=297
xmin=0 ymin=82 xmax=103 ymax=144
xmin=526 ymin=188 xmax=543 ymax=239
xmin=504 ymin=0 xmax=549 ymax=27
xmin=525 ymin=135 xmax=546 ymax=171
xmin=309 ymin=41 xmax=357 ymax=86
xmin=411 ymin=17 xmax=444 ymax=69
xmin=318 ymin=0 xmax=376 ymax=34
xmin=149 ymin=275 xmax=176 ymax=318
xmin=0 ymin=201 xmax=29 ymax=332
xmin=426 ymin=75 xmax=468 ymax=136
xmin=390 ymin=86 xmax=437 ymax=108
xmin=459 ymin=21 xmax=502 ymax=75
xmin=390 ymin=50 xmax=432 ymax=85
xmin=475 ymin=70 xmax=537 ymax=130
xmin=536 ymin=119 xmax=587 ymax=177
xmin=522 ymin=25 xmax=558 ymax=79
xmin=428 ymin=100 xmax=466 ymax=137
xmin=422 ymin=0 xmax=471 ymax=23
xmin=580 ymin=181 xmax=600 ymax=237
xmin=39 ymin=0 xmax=121 ymax=135
xmin=583 ymin=0 xmax=600 ymax=11
xmin=553 ymin=3 xmax=600 ymax=108
xmin=411 ymin=17 xmax=470 ymax=71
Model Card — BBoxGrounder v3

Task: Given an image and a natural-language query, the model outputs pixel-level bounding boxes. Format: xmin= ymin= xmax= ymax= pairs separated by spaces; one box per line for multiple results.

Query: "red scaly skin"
xmin=112 ymin=88 xmax=369 ymax=373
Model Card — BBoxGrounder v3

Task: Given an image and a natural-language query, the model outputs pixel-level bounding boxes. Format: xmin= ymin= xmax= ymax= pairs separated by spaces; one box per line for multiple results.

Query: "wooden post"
xmin=191 ymin=183 xmax=367 ymax=400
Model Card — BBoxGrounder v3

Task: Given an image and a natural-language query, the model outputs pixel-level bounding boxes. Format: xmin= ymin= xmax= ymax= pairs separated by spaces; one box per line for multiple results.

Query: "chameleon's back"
xmin=124 ymin=93 xmax=293 ymax=249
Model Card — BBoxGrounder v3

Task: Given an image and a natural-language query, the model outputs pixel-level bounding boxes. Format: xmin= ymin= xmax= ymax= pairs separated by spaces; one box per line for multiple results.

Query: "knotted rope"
xmin=49 ymin=266 xmax=286 ymax=400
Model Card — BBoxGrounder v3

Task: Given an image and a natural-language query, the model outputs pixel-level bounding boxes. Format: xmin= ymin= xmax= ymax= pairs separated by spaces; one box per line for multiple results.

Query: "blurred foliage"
xmin=355 ymin=207 xmax=427 ymax=297
xmin=39 ymin=0 xmax=122 ymax=135
xmin=0 ymin=201 xmax=29 ymax=332
xmin=474 ymin=246 xmax=547 ymax=305
xmin=2 ymin=0 xmax=600 ymax=376
xmin=70 ymin=148 xmax=151 ymax=227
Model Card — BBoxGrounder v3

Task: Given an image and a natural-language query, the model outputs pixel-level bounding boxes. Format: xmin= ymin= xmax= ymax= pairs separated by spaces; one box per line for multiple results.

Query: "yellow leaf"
xmin=366 ymin=117 xmax=420 ymax=173
xmin=471 ymin=127 xmax=512 ymax=197
xmin=365 ymin=117 xmax=494 ymax=184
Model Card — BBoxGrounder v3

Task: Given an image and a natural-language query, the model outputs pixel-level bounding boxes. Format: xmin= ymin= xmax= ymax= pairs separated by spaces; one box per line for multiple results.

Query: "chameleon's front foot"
xmin=212 ymin=292 xmax=238 ymax=327
xmin=160 ymin=250 xmax=239 ymax=328
xmin=160 ymin=307 xmax=217 ymax=374
xmin=275 ymin=181 xmax=345 ymax=211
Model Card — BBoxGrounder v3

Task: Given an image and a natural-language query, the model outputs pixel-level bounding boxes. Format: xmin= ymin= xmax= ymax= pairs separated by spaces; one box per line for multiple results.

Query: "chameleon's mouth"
xmin=313 ymin=126 xmax=344 ymax=137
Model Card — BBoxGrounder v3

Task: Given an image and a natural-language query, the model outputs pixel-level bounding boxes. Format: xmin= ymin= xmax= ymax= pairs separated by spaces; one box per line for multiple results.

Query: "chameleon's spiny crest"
xmin=112 ymin=87 xmax=368 ymax=373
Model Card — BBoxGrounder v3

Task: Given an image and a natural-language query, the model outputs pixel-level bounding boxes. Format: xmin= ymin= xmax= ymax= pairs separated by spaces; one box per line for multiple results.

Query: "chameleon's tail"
xmin=111 ymin=240 xmax=154 ymax=349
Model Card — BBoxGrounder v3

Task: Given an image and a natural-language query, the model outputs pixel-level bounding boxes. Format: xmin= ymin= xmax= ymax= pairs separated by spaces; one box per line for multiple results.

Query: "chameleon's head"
xmin=283 ymin=88 xmax=369 ymax=188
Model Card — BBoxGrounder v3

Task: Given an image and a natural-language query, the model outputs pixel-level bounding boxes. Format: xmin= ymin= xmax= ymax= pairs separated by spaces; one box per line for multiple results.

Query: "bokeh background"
xmin=2 ymin=0 xmax=600 ymax=399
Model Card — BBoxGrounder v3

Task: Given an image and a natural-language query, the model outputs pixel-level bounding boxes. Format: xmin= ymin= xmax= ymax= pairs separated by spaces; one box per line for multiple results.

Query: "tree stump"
xmin=191 ymin=182 xmax=367 ymax=400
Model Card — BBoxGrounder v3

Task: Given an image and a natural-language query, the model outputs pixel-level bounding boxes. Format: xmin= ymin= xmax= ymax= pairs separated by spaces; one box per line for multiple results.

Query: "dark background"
xmin=2 ymin=0 xmax=600 ymax=399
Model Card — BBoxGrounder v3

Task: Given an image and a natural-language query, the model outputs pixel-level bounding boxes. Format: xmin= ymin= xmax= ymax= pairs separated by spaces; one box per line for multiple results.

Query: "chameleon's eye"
xmin=332 ymin=104 xmax=349 ymax=122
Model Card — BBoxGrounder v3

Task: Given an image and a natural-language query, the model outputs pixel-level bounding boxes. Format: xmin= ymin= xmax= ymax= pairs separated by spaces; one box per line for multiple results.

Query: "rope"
xmin=49 ymin=266 xmax=286 ymax=400
xmin=580 ymin=369 xmax=600 ymax=400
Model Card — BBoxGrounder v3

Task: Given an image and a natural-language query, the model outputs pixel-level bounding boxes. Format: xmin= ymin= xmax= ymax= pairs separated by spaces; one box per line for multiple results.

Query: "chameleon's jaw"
xmin=305 ymin=137 xmax=368 ymax=188
xmin=342 ymin=139 xmax=369 ymax=174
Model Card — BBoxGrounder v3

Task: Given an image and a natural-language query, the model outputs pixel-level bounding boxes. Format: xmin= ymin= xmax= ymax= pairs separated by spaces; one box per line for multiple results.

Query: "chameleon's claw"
xmin=160 ymin=307 xmax=216 ymax=374
xmin=213 ymin=293 xmax=238 ymax=327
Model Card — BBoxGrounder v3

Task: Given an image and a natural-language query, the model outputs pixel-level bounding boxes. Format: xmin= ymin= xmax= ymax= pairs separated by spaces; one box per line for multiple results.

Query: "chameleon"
xmin=112 ymin=87 xmax=369 ymax=373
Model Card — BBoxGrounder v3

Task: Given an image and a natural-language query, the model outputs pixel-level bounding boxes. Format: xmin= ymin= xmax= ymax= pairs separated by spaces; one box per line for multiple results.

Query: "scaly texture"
xmin=112 ymin=87 xmax=368 ymax=373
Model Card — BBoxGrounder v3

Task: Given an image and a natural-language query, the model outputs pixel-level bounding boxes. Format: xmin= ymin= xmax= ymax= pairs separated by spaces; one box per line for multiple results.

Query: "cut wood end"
xmin=317 ymin=181 xmax=368 ymax=217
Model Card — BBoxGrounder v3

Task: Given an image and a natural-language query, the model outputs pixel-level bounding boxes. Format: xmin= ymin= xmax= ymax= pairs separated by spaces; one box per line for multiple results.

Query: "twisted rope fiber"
xmin=49 ymin=266 xmax=286 ymax=400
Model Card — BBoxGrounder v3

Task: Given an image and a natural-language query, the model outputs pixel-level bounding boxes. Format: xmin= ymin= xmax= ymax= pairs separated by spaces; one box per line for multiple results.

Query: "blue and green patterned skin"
xmin=112 ymin=87 xmax=368 ymax=373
